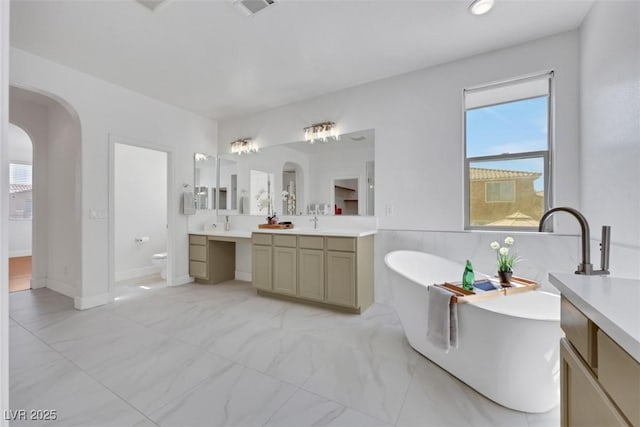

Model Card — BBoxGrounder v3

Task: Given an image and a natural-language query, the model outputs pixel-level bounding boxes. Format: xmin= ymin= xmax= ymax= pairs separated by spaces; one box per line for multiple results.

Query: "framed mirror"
xmin=194 ymin=153 xmax=216 ymax=210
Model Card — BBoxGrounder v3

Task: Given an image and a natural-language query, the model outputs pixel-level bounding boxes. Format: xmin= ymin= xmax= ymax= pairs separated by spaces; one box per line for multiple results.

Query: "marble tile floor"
xmin=8 ymin=282 xmax=560 ymax=427
xmin=115 ymin=274 xmax=168 ymax=301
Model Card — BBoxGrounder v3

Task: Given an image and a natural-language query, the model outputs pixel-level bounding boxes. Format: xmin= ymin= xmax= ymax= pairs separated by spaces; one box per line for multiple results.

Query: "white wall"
xmin=9 ymin=87 xmax=81 ymax=294
xmin=579 ymin=1 xmax=640 ymax=279
xmin=45 ymin=99 xmax=82 ymax=296
xmin=1 ymin=0 xmax=10 ymax=419
xmin=114 ymin=143 xmax=167 ymax=281
xmin=11 ymin=47 xmax=218 ymax=308
xmin=219 ymin=31 xmax=584 ymax=301
xmin=8 ymin=123 xmax=32 ymax=257
xmin=220 ymin=31 xmax=581 ymax=233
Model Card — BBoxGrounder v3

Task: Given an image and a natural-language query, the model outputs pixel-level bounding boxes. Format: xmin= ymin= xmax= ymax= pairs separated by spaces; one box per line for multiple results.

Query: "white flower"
xmin=281 ymin=190 xmax=289 ymax=197
xmin=490 ymin=241 xmax=500 ymax=250
xmin=504 ymin=236 xmax=515 ymax=246
xmin=499 ymin=247 xmax=509 ymax=256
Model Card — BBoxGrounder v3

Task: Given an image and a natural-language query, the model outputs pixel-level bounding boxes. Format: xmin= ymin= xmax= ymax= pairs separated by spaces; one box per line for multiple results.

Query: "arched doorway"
xmin=8 ymin=85 xmax=82 ymax=298
xmin=8 ymin=124 xmax=33 ymax=292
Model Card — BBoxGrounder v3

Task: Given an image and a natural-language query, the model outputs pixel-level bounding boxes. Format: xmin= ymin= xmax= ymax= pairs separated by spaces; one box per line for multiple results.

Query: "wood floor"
xmin=9 ymin=256 xmax=31 ymax=292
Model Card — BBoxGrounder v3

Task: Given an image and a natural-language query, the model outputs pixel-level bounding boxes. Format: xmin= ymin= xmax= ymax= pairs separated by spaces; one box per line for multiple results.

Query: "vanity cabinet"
xmin=251 ymin=232 xmax=374 ymax=313
xmin=560 ymin=296 xmax=639 ymax=426
xmin=273 ymin=246 xmax=297 ymax=296
xmin=189 ymin=235 xmax=209 ymax=280
xmin=189 ymin=234 xmax=241 ymax=284
xmin=298 ymin=248 xmax=324 ymax=301
xmin=326 ymin=250 xmax=356 ymax=307
xmin=252 ymin=234 xmax=272 ymax=291
xmin=297 ymin=235 xmax=325 ymax=301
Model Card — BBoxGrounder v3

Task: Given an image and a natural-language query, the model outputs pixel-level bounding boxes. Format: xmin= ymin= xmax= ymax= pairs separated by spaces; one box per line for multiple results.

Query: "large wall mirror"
xmin=218 ymin=128 xmax=374 ymax=216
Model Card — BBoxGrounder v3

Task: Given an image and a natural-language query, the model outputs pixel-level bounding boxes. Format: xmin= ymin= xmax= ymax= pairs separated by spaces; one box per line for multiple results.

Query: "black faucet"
xmin=538 ymin=207 xmax=610 ymax=275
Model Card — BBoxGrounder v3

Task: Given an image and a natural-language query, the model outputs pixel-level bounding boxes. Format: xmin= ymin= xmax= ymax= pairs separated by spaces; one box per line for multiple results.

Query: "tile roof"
xmin=470 ymin=168 xmax=541 ymax=180
xmin=487 ymin=211 xmax=540 ymax=226
xmin=9 ymin=184 xmax=32 ymax=194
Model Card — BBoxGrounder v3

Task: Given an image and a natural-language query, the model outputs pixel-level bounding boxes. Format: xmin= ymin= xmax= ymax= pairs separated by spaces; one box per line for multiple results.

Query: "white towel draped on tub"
xmin=427 ymin=285 xmax=458 ymax=352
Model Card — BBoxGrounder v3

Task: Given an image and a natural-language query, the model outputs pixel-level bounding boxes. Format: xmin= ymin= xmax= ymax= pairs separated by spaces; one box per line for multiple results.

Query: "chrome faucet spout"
xmin=310 ymin=215 xmax=318 ymax=230
xmin=538 ymin=206 xmax=610 ymax=275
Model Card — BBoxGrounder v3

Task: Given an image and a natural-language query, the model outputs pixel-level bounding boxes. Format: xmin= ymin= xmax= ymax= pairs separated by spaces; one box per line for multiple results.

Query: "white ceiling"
xmin=10 ymin=0 xmax=593 ymax=120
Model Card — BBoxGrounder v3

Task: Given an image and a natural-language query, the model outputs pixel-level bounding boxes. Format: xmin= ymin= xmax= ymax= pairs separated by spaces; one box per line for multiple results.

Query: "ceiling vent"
xmin=136 ymin=0 xmax=172 ymax=12
xmin=232 ymin=0 xmax=277 ymax=17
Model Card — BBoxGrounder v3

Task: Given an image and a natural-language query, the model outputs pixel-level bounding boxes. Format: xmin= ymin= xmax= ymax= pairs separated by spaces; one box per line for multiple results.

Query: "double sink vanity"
xmin=188 ymin=227 xmax=376 ymax=314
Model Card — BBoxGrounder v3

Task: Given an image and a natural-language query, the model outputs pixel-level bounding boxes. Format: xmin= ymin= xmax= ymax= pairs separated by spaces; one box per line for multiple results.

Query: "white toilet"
xmin=151 ymin=252 xmax=168 ymax=279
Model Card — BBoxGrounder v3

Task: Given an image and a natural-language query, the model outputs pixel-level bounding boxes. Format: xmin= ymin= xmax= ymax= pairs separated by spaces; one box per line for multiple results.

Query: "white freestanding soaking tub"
xmin=384 ymin=250 xmax=561 ymax=413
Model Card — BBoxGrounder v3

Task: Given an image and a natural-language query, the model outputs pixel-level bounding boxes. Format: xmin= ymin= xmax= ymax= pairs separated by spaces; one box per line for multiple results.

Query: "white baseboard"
xmin=115 ymin=265 xmax=160 ymax=282
xmin=235 ymin=271 xmax=251 ymax=282
xmin=74 ymin=293 xmax=109 ymax=310
xmin=171 ymin=275 xmax=193 ymax=286
xmin=31 ymin=276 xmax=47 ymax=289
xmin=46 ymin=279 xmax=77 ymax=299
xmin=9 ymin=250 xmax=31 ymax=258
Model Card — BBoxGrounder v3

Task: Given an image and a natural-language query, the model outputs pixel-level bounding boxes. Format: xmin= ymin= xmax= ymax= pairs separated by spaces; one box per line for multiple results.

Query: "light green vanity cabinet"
xmin=273 ymin=246 xmax=297 ymax=296
xmin=326 ymin=250 xmax=356 ymax=307
xmin=560 ymin=296 xmax=640 ymax=426
xmin=298 ymin=248 xmax=325 ymax=301
xmin=272 ymin=235 xmax=298 ymax=295
xmin=189 ymin=235 xmax=209 ymax=280
xmin=252 ymin=234 xmax=273 ymax=291
xmin=189 ymin=234 xmax=240 ymax=284
xmin=251 ymin=232 xmax=374 ymax=314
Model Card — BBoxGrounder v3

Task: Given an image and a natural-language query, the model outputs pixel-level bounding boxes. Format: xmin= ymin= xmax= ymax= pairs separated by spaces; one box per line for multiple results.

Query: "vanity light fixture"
xmin=194 ymin=153 xmax=210 ymax=162
xmin=230 ymin=138 xmax=258 ymax=155
xmin=469 ymin=0 xmax=494 ymax=15
xmin=304 ymin=121 xmax=339 ymax=144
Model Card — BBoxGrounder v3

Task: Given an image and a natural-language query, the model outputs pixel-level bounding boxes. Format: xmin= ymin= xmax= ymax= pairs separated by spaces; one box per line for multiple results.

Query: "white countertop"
xmin=192 ymin=229 xmax=252 ymax=239
xmin=549 ymin=272 xmax=640 ymax=362
xmin=253 ymin=228 xmax=377 ymax=237
xmin=191 ymin=228 xmax=377 ymax=238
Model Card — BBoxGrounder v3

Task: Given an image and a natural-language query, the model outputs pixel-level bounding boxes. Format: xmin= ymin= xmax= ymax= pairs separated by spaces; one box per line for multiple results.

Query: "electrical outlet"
xmin=385 ymin=204 xmax=394 ymax=216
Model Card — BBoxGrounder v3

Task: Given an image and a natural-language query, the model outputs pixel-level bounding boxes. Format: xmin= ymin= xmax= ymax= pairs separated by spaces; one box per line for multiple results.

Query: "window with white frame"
xmin=9 ymin=162 xmax=33 ymax=220
xmin=464 ymin=72 xmax=553 ymax=229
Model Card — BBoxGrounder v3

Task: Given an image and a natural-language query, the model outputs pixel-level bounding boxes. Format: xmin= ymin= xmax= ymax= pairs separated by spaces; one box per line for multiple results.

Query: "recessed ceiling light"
xmin=469 ymin=0 xmax=495 ymax=16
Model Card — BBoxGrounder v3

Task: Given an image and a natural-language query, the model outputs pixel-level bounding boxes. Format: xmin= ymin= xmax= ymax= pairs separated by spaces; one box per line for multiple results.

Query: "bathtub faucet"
xmin=538 ymin=207 xmax=610 ymax=275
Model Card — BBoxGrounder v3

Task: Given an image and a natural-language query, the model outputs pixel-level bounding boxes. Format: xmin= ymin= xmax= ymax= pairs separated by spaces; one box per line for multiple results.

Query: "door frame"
xmin=107 ymin=134 xmax=175 ymax=302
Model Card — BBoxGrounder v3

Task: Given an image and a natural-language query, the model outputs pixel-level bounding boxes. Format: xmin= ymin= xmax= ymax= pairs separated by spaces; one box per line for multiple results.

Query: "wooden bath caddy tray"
xmin=258 ymin=223 xmax=294 ymax=229
xmin=434 ymin=276 xmax=539 ymax=304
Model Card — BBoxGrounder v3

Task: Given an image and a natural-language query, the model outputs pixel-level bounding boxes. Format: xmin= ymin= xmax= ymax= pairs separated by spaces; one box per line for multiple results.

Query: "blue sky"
xmin=466 ymin=96 xmax=547 ymax=191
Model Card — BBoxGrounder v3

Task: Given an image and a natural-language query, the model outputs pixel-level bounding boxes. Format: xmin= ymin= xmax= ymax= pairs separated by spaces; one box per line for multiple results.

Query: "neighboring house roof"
xmin=487 ymin=211 xmax=539 ymax=226
xmin=9 ymin=184 xmax=32 ymax=194
xmin=470 ymin=168 xmax=541 ymax=180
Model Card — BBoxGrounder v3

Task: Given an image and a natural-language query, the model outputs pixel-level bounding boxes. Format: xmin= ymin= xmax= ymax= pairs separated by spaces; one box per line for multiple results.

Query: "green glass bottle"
xmin=462 ymin=259 xmax=475 ymax=291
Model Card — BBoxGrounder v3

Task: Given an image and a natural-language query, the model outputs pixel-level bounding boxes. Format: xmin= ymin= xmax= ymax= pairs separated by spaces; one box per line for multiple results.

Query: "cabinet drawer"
xmin=327 ymin=237 xmax=356 ymax=252
xmin=189 ymin=235 xmax=207 ymax=246
xmin=189 ymin=261 xmax=208 ymax=279
xmin=561 ymin=296 xmax=598 ymax=369
xmin=273 ymin=234 xmax=297 ymax=248
xmin=560 ymin=338 xmax=628 ymax=427
xmin=299 ymin=236 xmax=324 ymax=250
xmin=189 ymin=245 xmax=207 ymax=262
xmin=597 ymin=330 xmax=640 ymax=426
xmin=252 ymin=233 xmax=272 ymax=246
